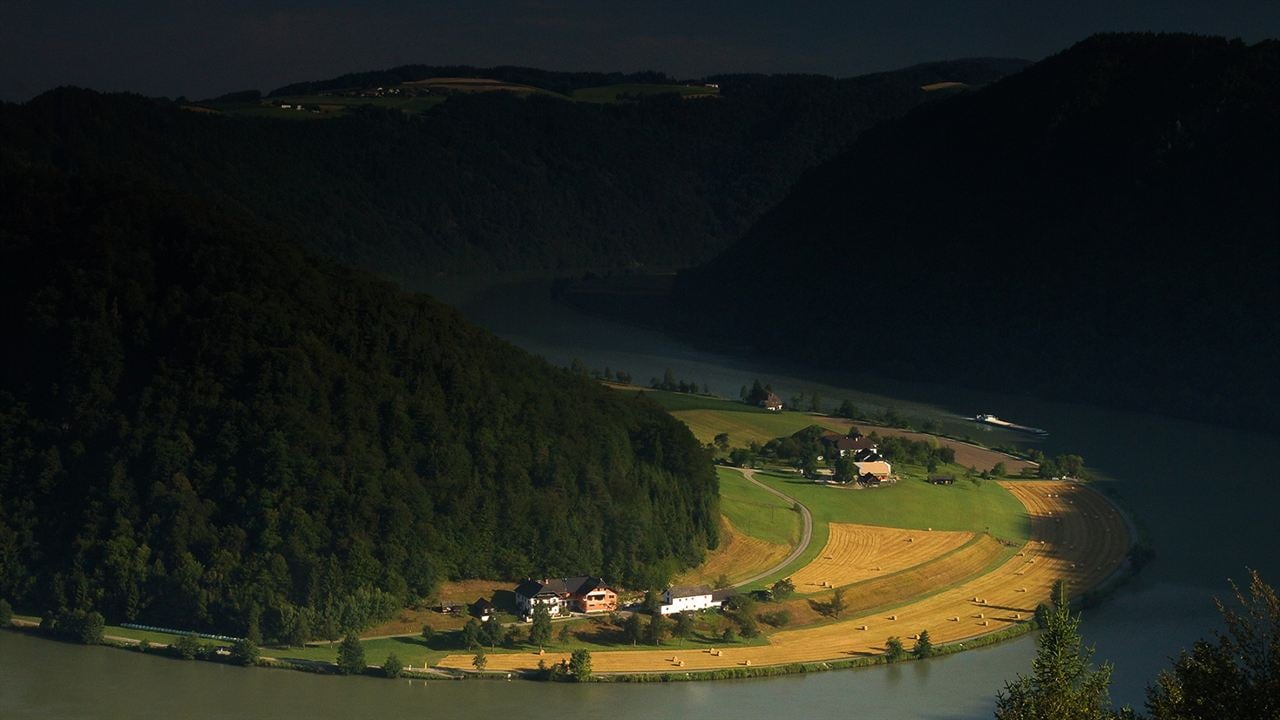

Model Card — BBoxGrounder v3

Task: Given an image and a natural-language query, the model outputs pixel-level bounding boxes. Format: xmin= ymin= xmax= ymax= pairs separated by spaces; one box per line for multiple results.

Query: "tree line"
xmin=0 ymin=155 xmax=719 ymax=640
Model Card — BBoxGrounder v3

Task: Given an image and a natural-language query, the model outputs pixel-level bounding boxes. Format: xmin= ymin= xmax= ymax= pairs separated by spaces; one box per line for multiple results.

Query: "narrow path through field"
xmin=730 ymin=468 xmax=813 ymax=589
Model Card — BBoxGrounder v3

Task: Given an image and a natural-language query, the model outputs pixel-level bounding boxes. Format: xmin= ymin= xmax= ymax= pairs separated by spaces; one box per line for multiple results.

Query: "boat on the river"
xmin=972 ymin=413 xmax=1049 ymax=437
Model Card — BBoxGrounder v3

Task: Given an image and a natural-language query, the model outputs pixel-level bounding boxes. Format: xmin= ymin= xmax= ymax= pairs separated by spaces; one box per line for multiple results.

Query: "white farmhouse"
xmin=660 ymin=585 xmax=716 ymax=614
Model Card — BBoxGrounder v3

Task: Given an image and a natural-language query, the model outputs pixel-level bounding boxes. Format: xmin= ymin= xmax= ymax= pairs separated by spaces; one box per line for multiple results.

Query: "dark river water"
xmin=4 ymin=276 xmax=1278 ymax=719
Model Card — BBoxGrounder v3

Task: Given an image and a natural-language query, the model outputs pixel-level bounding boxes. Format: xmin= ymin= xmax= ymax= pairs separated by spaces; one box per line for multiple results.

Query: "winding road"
xmin=730 ymin=468 xmax=814 ymax=589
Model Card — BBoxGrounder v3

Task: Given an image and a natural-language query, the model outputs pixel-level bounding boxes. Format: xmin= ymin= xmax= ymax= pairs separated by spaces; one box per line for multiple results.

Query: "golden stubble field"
xmin=789 ymin=524 xmax=974 ymax=593
xmin=436 ymin=481 xmax=1129 ymax=673
xmin=674 ymin=516 xmax=791 ymax=587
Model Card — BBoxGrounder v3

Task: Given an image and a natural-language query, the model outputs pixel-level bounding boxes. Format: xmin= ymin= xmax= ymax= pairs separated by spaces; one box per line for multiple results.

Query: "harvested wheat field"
xmin=773 ymin=533 xmax=1007 ymax=627
xmin=436 ymin=481 xmax=1129 ymax=674
xmin=675 ymin=516 xmax=791 ymax=587
xmin=790 ymin=524 xmax=973 ymax=593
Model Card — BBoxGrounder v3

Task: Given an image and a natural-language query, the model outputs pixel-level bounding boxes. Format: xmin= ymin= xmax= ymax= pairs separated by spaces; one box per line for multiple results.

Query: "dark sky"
xmin=3 ymin=1 xmax=1278 ymax=102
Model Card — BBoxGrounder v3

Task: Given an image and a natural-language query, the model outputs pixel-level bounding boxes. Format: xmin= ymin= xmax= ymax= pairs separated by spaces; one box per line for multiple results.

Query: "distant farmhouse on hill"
xmin=760 ymin=392 xmax=783 ymax=411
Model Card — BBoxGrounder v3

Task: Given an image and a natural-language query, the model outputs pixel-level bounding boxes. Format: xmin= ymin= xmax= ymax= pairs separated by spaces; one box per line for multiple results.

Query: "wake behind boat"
xmin=973 ymin=413 xmax=1049 ymax=437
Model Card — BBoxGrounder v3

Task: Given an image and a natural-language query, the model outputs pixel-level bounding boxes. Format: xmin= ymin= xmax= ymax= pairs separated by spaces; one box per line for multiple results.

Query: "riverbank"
xmin=2 ymin=477 xmax=1135 ymax=685
xmin=436 ymin=480 xmax=1131 ymax=677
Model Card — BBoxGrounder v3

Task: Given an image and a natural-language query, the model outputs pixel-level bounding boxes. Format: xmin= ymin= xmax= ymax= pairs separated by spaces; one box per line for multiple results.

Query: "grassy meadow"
xmin=717 ymin=467 xmax=801 ymax=546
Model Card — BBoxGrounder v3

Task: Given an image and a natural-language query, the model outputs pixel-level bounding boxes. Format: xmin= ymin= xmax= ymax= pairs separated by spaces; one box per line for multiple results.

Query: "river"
xmin=4 ymin=276 xmax=1278 ymax=718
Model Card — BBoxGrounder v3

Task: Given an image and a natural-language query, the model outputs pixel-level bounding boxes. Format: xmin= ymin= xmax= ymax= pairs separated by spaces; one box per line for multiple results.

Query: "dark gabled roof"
xmin=516 ymin=576 xmax=613 ymax=598
xmin=666 ymin=584 xmax=713 ymax=599
xmin=471 ymin=597 xmax=496 ymax=611
xmin=515 ymin=578 xmax=564 ymax=598
xmin=836 ymin=436 xmax=877 ymax=451
xmin=710 ymin=587 xmax=738 ymax=603
xmin=852 ymin=448 xmax=883 ymax=461
xmin=571 ymin=576 xmax=613 ymax=594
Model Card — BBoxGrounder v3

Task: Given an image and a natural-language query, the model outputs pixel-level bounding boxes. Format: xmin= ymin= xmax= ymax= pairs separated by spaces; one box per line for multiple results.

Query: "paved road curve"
xmin=730 ymin=468 xmax=814 ymax=589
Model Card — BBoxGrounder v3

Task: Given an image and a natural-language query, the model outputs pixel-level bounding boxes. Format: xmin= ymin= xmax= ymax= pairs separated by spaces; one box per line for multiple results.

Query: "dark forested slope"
xmin=674 ymin=34 xmax=1280 ymax=431
xmin=0 ymin=59 xmax=1025 ymax=281
xmin=0 ymin=159 xmax=718 ymax=639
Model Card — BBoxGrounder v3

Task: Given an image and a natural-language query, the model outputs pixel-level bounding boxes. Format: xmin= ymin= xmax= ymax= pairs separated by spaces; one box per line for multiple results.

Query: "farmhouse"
xmin=514 ymin=576 xmax=618 ymax=620
xmin=821 ymin=433 xmax=879 ymax=458
xmin=660 ymin=585 xmax=717 ymax=614
xmin=851 ymin=447 xmax=884 ymax=462
xmin=760 ymin=392 xmax=784 ymax=411
xmin=854 ymin=460 xmax=893 ymax=485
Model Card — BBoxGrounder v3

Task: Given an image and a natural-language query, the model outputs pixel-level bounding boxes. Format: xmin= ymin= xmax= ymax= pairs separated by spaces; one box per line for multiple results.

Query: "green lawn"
xmin=572 ymin=84 xmax=719 ymax=103
xmin=718 ymin=467 xmax=802 ymax=546
xmin=754 ymin=469 xmax=1030 ymax=543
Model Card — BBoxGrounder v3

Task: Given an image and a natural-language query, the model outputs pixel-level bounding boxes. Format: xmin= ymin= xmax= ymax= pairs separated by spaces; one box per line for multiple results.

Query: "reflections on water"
xmin=0 ymin=631 xmax=1035 ymax=720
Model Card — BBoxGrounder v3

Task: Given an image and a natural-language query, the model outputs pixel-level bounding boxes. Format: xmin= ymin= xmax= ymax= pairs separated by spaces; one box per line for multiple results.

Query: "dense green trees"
xmin=569 ymin=648 xmax=592 ymax=682
xmin=0 ymin=155 xmax=719 ymax=637
xmin=623 ymin=613 xmax=643 ymax=646
xmin=996 ymin=583 xmax=1114 ymax=720
xmin=885 ymin=637 xmax=906 ymax=663
xmin=529 ymin=605 xmax=552 ymax=649
xmin=173 ymin=634 xmax=204 ymax=660
xmin=49 ymin=609 xmax=105 ymax=645
xmin=231 ymin=638 xmax=260 ymax=666
xmin=1145 ymin=570 xmax=1279 ymax=720
xmin=645 ymin=613 xmax=669 ymax=646
xmin=336 ymin=634 xmax=366 ymax=675
xmin=913 ymin=630 xmax=934 ymax=659
xmin=381 ymin=653 xmax=404 ymax=679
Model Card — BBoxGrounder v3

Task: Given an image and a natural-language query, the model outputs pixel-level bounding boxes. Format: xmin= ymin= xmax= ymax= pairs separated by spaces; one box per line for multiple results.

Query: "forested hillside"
xmin=674 ymin=34 xmax=1280 ymax=431
xmin=0 ymin=157 xmax=718 ymax=640
xmin=0 ymin=59 xmax=1025 ymax=281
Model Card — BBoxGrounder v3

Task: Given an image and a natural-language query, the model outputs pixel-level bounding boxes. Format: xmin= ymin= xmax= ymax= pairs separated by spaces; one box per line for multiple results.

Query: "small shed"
xmin=470 ymin=598 xmax=497 ymax=622
xmin=928 ymin=475 xmax=956 ymax=485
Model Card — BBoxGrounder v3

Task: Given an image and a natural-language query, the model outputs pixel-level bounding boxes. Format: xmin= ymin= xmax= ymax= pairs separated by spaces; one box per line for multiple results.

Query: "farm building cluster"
xmin=815 ymin=431 xmax=895 ymax=485
xmin=505 ymin=578 xmax=734 ymax=621
xmin=514 ymin=576 xmax=619 ymax=620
